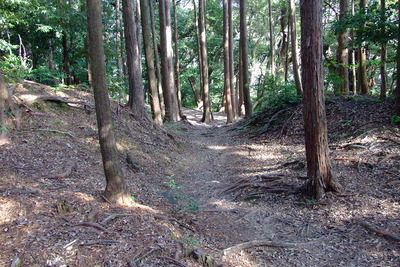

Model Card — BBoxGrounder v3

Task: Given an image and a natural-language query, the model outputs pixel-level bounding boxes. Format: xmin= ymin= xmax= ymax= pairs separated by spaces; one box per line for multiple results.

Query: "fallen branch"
xmin=79 ymin=239 xmax=119 ymax=246
xmin=360 ymin=221 xmax=400 ymax=242
xmin=100 ymin=213 xmax=134 ymax=225
xmin=74 ymin=222 xmax=109 ymax=233
xmin=223 ymin=239 xmax=301 ymax=255
xmin=42 ymin=162 xmax=77 ymax=179
xmin=16 ymin=93 xmax=93 ymax=110
xmin=128 ymin=248 xmax=159 ymax=266
xmin=378 ymin=153 xmax=400 ymax=164
xmin=36 ymin=128 xmax=75 ymax=138
xmin=157 ymin=256 xmax=188 ymax=267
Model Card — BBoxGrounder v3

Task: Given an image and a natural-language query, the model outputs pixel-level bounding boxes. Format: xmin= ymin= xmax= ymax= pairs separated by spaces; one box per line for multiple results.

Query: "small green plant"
xmin=181 ymin=234 xmax=200 ymax=246
xmin=390 ymin=114 xmax=400 ymax=124
xmin=0 ymin=124 xmax=8 ymax=134
xmin=164 ymin=178 xmax=182 ymax=189
xmin=164 ymin=178 xmax=199 ymax=213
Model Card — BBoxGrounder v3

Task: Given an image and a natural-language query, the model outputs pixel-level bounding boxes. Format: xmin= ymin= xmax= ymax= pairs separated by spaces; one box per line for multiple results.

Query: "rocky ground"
xmin=0 ymin=81 xmax=399 ymax=266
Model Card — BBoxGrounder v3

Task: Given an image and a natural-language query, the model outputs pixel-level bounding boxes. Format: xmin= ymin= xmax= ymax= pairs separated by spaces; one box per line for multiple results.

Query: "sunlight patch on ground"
xmin=328 ymin=197 xmax=400 ymax=222
xmin=207 ymin=145 xmax=227 ymax=151
xmin=0 ymin=197 xmax=20 ymax=224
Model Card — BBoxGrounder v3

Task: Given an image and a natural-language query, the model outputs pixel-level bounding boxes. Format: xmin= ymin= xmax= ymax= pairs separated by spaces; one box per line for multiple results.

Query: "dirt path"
xmin=163 ymin=108 xmax=400 ymax=266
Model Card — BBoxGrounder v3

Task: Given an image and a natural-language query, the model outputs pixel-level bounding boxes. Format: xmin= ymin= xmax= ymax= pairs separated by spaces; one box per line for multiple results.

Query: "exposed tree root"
xmin=100 ymin=213 xmax=135 ymax=225
xmin=221 ymin=175 xmax=300 ymax=200
xmin=15 ymin=93 xmax=94 ymax=111
xmin=36 ymin=128 xmax=75 ymax=138
xmin=223 ymin=239 xmax=302 ymax=255
xmin=74 ymin=222 xmax=109 ymax=233
xmin=360 ymin=221 xmax=400 ymax=242
xmin=41 ymin=161 xmax=77 ymax=179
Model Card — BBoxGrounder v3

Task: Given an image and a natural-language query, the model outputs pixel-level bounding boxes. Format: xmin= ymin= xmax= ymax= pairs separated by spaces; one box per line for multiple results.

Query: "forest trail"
xmin=0 ymin=82 xmax=399 ymax=266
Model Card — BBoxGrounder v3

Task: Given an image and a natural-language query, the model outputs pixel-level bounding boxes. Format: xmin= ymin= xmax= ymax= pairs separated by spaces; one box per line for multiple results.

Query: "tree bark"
xmin=115 ymin=0 xmax=124 ymax=79
xmin=62 ymin=31 xmax=72 ymax=86
xmin=395 ymin=0 xmax=400 ymax=115
xmin=159 ymin=0 xmax=180 ymax=122
xmin=193 ymin=0 xmax=203 ymax=99
xmin=86 ymin=0 xmax=131 ymax=205
xmin=224 ymin=0 xmax=233 ymax=124
xmin=122 ymin=0 xmax=147 ymax=119
xmin=199 ymin=0 xmax=212 ymax=123
xmin=268 ymin=0 xmax=275 ymax=77
xmin=173 ymin=0 xmax=185 ymax=119
xmin=300 ymin=0 xmax=342 ymax=199
xmin=149 ymin=0 xmax=165 ymax=117
xmin=358 ymin=0 xmax=369 ymax=95
xmin=289 ymin=0 xmax=302 ymax=95
xmin=228 ymin=0 xmax=236 ymax=120
xmin=336 ymin=0 xmax=349 ymax=94
xmin=140 ymin=0 xmax=163 ymax=125
xmin=240 ymin=0 xmax=252 ymax=117
xmin=379 ymin=0 xmax=387 ymax=100
xmin=0 ymin=72 xmax=15 ymax=140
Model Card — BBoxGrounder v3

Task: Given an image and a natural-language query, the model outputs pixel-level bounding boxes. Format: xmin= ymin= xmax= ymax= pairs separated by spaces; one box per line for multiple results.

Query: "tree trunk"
xmin=86 ymin=0 xmax=131 ymax=205
xmin=159 ymin=0 xmax=180 ymax=122
xmin=228 ymin=0 xmax=236 ymax=120
xmin=149 ymin=0 xmax=165 ymax=117
xmin=289 ymin=0 xmax=302 ymax=95
xmin=349 ymin=0 xmax=357 ymax=94
xmin=240 ymin=0 xmax=252 ymax=117
xmin=188 ymin=76 xmax=201 ymax=107
xmin=0 ymin=72 xmax=17 ymax=141
xmin=395 ymin=0 xmax=400 ymax=115
xmin=238 ymin=50 xmax=244 ymax=116
xmin=122 ymin=0 xmax=147 ymax=119
xmin=173 ymin=0 xmax=185 ymax=119
xmin=193 ymin=0 xmax=203 ymax=98
xmin=379 ymin=0 xmax=387 ymax=100
xmin=358 ymin=0 xmax=369 ymax=95
xmin=268 ymin=0 xmax=275 ymax=77
xmin=140 ymin=0 xmax=162 ymax=125
xmin=115 ymin=0 xmax=124 ymax=79
xmin=336 ymin=0 xmax=349 ymax=94
xmin=62 ymin=31 xmax=72 ymax=86
xmin=199 ymin=0 xmax=212 ymax=123
xmin=223 ymin=0 xmax=233 ymax=124
xmin=300 ymin=0 xmax=342 ymax=199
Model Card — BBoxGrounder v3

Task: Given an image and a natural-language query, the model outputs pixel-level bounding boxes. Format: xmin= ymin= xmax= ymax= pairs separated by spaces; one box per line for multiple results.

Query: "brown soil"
xmin=0 ymin=81 xmax=399 ymax=266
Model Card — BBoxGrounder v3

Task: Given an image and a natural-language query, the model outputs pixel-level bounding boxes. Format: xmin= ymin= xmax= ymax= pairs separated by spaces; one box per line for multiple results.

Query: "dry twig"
xmin=223 ymin=239 xmax=302 ymax=255
xmin=36 ymin=128 xmax=75 ymax=138
xmin=42 ymin=161 xmax=77 ymax=179
xmin=360 ymin=221 xmax=400 ymax=242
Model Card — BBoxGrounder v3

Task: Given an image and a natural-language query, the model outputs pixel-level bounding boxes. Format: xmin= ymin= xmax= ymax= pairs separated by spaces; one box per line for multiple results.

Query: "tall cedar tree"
xmin=86 ymin=0 xmax=131 ymax=204
xmin=173 ymin=0 xmax=185 ymax=119
xmin=396 ymin=0 xmax=400 ymax=114
xmin=159 ymin=0 xmax=180 ymax=122
xmin=0 ymin=73 xmax=17 ymax=141
xmin=336 ymin=0 xmax=349 ymax=94
xmin=358 ymin=0 xmax=369 ymax=94
xmin=300 ymin=0 xmax=342 ymax=199
xmin=199 ymin=0 xmax=212 ymax=123
xmin=380 ymin=0 xmax=387 ymax=100
xmin=140 ymin=0 xmax=163 ymax=125
xmin=149 ymin=0 xmax=165 ymax=117
xmin=289 ymin=0 xmax=302 ymax=95
xmin=240 ymin=0 xmax=252 ymax=117
xmin=122 ymin=0 xmax=147 ymax=119
xmin=223 ymin=0 xmax=233 ymax=123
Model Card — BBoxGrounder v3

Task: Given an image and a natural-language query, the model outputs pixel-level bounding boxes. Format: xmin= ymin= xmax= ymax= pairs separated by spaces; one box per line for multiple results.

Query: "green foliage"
xmin=390 ymin=114 xmax=400 ymax=124
xmin=164 ymin=178 xmax=199 ymax=213
xmin=27 ymin=66 xmax=60 ymax=86
xmin=255 ymin=76 xmax=301 ymax=111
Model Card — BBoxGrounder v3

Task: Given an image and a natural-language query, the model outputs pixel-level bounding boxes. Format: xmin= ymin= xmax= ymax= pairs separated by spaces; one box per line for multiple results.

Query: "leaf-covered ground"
xmin=0 ymin=81 xmax=399 ymax=266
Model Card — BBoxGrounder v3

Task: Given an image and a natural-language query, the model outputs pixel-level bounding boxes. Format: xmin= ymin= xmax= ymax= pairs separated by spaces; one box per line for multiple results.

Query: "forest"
xmin=0 ymin=0 xmax=399 ymax=266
